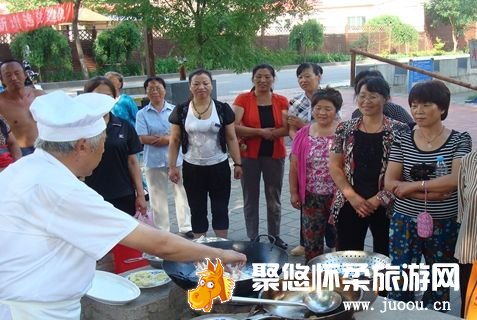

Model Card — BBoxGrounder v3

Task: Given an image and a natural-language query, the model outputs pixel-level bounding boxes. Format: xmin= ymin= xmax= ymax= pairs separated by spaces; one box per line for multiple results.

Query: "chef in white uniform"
xmin=0 ymin=91 xmax=246 ymax=320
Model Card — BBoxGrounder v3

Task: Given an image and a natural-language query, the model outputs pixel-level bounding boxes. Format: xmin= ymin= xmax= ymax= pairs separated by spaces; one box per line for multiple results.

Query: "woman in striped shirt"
xmin=456 ymin=151 xmax=477 ymax=318
xmin=384 ymin=80 xmax=472 ymax=308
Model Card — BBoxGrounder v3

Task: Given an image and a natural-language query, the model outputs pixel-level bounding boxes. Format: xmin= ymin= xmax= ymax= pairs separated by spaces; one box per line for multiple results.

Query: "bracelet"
xmin=233 ymin=163 xmax=242 ymax=167
xmin=376 ymin=190 xmax=395 ymax=207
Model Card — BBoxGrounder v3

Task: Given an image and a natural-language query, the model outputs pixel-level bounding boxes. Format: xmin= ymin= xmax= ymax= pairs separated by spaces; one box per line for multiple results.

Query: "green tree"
xmin=109 ymin=0 xmax=312 ymax=71
xmin=5 ymin=0 xmax=57 ymax=12
xmin=10 ymin=27 xmax=72 ymax=81
xmin=288 ymin=19 xmax=324 ymax=61
xmin=425 ymin=0 xmax=477 ymax=52
xmin=7 ymin=0 xmax=109 ymax=80
xmin=365 ymin=15 xmax=419 ymax=53
xmin=94 ymin=21 xmax=141 ymax=66
xmin=6 ymin=0 xmax=107 ymax=12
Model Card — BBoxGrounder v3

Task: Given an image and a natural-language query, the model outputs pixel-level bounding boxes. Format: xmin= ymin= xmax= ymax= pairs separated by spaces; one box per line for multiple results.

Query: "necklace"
xmin=361 ymin=120 xmax=383 ymax=134
xmin=192 ymin=99 xmax=212 ymax=119
xmin=420 ymin=126 xmax=445 ymax=148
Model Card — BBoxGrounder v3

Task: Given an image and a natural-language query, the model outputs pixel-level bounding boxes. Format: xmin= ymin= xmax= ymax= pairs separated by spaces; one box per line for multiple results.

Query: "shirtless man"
xmin=0 ymin=59 xmax=44 ymax=156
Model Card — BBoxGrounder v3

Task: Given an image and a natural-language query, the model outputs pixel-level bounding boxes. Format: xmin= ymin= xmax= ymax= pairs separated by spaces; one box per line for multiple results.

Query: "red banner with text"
xmin=0 ymin=2 xmax=74 ymax=35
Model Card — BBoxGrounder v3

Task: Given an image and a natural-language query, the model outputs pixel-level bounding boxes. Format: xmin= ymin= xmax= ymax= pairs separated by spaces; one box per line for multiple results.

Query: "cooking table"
xmin=81 ymin=266 xmax=462 ymax=320
xmin=80 ymin=266 xmax=180 ymax=320
xmin=190 ymin=296 xmax=462 ymax=319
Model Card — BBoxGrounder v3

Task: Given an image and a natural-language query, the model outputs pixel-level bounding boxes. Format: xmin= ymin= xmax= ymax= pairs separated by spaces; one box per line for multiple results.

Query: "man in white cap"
xmin=0 ymin=91 xmax=246 ymax=319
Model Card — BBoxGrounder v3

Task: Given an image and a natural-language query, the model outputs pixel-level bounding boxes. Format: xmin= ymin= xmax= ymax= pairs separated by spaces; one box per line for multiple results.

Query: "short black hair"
xmin=356 ymin=76 xmax=390 ymax=100
xmin=0 ymin=59 xmax=24 ymax=72
xmin=408 ymin=80 xmax=450 ymax=120
xmin=354 ymin=69 xmax=385 ymax=94
xmin=188 ymin=69 xmax=213 ymax=84
xmin=252 ymin=63 xmax=276 ymax=78
xmin=144 ymin=76 xmax=166 ymax=92
xmin=296 ymin=62 xmax=323 ymax=77
xmin=311 ymin=87 xmax=343 ymax=112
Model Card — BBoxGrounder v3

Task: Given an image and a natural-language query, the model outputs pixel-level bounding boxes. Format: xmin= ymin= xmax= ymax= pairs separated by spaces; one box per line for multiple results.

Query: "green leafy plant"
xmin=10 ymin=27 xmax=72 ymax=82
xmin=350 ymin=34 xmax=369 ymax=51
xmin=364 ymin=15 xmax=419 ymax=54
xmin=432 ymin=37 xmax=446 ymax=56
xmin=295 ymin=53 xmax=351 ymax=64
xmin=288 ymin=19 xmax=325 ymax=61
xmin=425 ymin=0 xmax=477 ymax=52
xmin=155 ymin=58 xmax=180 ymax=74
xmin=110 ymin=0 xmax=310 ymax=71
xmin=95 ymin=63 xmax=144 ymax=77
xmin=94 ymin=21 xmax=142 ymax=67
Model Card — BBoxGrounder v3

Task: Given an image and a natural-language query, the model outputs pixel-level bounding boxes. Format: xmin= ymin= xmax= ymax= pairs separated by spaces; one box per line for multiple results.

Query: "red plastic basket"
xmin=111 ymin=243 xmax=149 ymax=274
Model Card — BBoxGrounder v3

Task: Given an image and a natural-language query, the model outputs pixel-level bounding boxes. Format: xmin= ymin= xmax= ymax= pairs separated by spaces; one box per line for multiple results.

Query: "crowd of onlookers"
xmin=0 ymin=59 xmax=476 ymax=318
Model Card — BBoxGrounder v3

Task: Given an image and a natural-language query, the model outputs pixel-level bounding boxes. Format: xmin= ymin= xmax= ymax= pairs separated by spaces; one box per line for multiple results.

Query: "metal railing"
xmin=350 ymin=48 xmax=477 ymax=91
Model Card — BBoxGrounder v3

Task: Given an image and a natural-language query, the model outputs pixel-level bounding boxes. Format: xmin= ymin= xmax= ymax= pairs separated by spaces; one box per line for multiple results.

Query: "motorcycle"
xmin=22 ymin=60 xmax=42 ymax=90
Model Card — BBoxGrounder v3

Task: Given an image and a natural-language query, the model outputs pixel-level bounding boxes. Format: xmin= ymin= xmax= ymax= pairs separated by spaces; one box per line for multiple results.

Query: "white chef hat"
xmin=30 ymin=91 xmax=115 ymax=142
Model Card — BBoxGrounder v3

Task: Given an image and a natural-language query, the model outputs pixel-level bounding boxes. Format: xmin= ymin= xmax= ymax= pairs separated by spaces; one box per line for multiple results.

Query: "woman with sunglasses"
xmin=384 ymin=80 xmax=471 ymax=308
xmin=329 ymin=76 xmax=408 ymax=256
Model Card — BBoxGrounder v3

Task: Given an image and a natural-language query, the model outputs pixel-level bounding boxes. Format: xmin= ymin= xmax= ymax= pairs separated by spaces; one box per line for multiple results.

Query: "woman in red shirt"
xmin=233 ymin=64 xmax=289 ymax=249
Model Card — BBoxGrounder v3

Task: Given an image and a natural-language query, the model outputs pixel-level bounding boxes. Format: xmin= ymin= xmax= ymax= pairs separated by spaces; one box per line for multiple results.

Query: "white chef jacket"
xmin=0 ymin=149 xmax=139 ymax=318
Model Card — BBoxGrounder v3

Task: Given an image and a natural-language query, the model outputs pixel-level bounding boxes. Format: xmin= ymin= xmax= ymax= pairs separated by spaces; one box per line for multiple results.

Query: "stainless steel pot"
xmin=257 ymin=279 xmax=364 ymax=320
xmin=307 ymin=250 xmax=390 ymax=276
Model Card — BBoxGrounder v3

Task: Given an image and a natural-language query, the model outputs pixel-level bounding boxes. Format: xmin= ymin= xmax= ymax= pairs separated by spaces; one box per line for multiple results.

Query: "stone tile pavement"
xmin=158 ymin=86 xmax=474 ymax=318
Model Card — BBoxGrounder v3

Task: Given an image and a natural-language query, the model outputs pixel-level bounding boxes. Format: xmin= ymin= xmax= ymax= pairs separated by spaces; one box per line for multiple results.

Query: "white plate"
xmin=86 ymin=270 xmax=140 ymax=305
xmin=126 ymin=269 xmax=171 ymax=288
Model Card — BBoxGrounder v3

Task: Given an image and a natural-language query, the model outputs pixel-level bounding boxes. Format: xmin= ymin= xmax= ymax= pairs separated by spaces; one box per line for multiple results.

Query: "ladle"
xmin=231 ymin=290 xmax=342 ymax=314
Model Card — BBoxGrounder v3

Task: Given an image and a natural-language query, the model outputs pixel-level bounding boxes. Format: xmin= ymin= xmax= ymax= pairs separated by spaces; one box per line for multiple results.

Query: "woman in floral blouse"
xmin=328 ymin=77 xmax=408 ymax=256
xmin=289 ymin=87 xmax=342 ymax=262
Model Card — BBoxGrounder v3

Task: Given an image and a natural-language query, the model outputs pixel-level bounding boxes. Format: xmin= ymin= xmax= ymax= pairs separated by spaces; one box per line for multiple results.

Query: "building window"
xmin=347 ymin=16 xmax=366 ymax=31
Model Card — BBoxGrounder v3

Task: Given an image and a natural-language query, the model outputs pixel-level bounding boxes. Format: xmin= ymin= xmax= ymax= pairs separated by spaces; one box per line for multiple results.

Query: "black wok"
xmin=162 ymin=237 xmax=288 ymax=297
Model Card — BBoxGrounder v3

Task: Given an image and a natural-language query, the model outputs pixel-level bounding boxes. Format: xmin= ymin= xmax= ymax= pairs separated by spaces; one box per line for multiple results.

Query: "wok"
xmin=162 ymin=236 xmax=288 ymax=297
xmin=257 ymin=278 xmax=364 ymax=320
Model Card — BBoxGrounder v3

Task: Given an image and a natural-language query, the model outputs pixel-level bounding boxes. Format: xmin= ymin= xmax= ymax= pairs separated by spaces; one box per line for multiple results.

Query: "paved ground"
xmin=151 ymin=86 xmax=473 ymax=318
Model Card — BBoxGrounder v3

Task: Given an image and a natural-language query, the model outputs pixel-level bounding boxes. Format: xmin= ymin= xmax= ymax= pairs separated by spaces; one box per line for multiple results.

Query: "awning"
xmin=77 ymin=8 xmax=111 ymax=23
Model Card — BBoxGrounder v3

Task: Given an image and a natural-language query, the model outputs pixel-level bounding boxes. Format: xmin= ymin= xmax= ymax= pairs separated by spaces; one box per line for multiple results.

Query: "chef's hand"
xmin=220 ymin=249 xmax=247 ymax=265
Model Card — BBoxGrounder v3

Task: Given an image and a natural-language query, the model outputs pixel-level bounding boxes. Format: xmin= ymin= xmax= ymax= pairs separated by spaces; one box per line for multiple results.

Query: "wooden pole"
xmin=144 ymin=27 xmax=155 ymax=77
xmin=350 ymin=48 xmax=477 ymax=91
